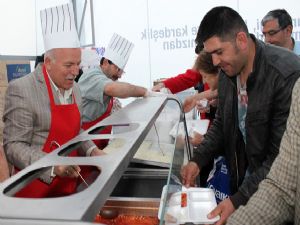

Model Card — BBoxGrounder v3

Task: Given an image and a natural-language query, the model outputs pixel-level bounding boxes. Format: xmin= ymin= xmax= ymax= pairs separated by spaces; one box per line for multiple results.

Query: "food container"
xmin=158 ymin=186 xmax=220 ymax=224
xmin=95 ymin=197 xmax=160 ymax=224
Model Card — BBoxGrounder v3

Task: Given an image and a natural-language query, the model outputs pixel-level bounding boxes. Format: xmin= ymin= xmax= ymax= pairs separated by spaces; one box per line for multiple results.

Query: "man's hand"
xmin=90 ymin=148 xmax=106 ymax=157
xmin=184 ymin=89 xmax=218 ymax=113
xmin=144 ymin=90 xmax=168 ymax=97
xmin=189 ymin=131 xmax=204 ymax=146
xmin=180 ymin=161 xmax=200 ymax=187
xmin=196 ymin=99 xmax=210 ymax=113
xmin=209 ymin=98 xmax=218 ymax=107
xmin=207 ymin=198 xmax=235 ymax=225
xmin=183 ymin=95 xmax=197 ymax=113
xmin=112 ymin=98 xmax=122 ymax=113
xmin=152 ymin=82 xmax=165 ymax=92
xmin=54 ymin=165 xmax=81 ymax=178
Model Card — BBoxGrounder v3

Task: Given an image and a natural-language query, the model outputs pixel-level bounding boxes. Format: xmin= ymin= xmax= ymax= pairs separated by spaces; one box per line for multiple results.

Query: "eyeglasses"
xmin=262 ymin=27 xmax=286 ymax=37
xmin=107 ymin=60 xmax=124 ymax=74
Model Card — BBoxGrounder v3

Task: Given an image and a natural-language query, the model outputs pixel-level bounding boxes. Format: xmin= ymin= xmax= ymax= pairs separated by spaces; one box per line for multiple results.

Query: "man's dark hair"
xmin=74 ymin=69 xmax=83 ymax=82
xmin=100 ymin=57 xmax=114 ymax=66
xmin=195 ymin=44 xmax=204 ymax=54
xmin=261 ymin=9 xmax=292 ymax=29
xmin=100 ymin=57 xmax=105 ymax=65
xmin=196 ymin=6 xmax=249 ymax=46
xmin=34 ymin=54 xmax=45 ymax=68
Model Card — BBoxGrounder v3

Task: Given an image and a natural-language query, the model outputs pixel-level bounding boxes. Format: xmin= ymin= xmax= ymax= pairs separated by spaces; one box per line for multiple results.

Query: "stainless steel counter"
xmin=0 ymin=96 xmax=189 ymax=225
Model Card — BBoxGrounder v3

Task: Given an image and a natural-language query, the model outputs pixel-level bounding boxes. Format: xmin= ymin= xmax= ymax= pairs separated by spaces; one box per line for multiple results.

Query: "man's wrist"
xmin=86 ymin=146 xmax=96 ymax=156
xmin=50 ymin=166 xmax=56 ymax=178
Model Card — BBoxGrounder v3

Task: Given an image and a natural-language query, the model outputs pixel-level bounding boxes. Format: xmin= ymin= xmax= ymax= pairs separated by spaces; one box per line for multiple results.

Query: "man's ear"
xmin=285 ymin=25 xmax=293 ymax=36
xmin=235 ymin=32 xmax=248 ymax=50
xmin=44 ymin=56 xmax=51 ymax=70
xmin=102 ymin=58 xmax=109 ymax=66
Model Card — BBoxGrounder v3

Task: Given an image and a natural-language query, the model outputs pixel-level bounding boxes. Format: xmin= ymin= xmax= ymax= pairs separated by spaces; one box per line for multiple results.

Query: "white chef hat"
xmin=103 ymin=33 xmax=134 ymax=70
xmin=40 ymin=3 xmax=80 ymax=52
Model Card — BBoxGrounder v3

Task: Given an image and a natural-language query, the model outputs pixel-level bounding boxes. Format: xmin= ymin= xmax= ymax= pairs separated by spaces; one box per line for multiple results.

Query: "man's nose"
xmin=264 ymin=36 xmax=272 ymax=43
xmin=212 ymin=54 xmax=221 ymax=67
xmin=117 ymin=69 xmax=124 ymax=77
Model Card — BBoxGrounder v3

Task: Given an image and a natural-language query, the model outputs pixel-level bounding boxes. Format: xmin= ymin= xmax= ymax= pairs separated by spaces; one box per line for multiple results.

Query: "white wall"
xmin=90 ymin=0 xmax=300 ymax=100
xmin=1 ymin=0 xmax=300 ymax=91
xmin=92 ymin=0 xmax=238 ymax=91
xmin=0 ymin=0 xmax=70 ymax=56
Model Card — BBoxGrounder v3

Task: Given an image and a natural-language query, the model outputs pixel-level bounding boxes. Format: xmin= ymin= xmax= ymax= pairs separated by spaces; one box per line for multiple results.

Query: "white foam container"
xmin=158 ymin=186 xmax=220 ymax=224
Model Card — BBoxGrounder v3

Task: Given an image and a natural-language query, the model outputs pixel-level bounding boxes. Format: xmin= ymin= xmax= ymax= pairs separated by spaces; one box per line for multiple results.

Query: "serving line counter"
xmin=0 ymin=95 xmax=192 ymax=225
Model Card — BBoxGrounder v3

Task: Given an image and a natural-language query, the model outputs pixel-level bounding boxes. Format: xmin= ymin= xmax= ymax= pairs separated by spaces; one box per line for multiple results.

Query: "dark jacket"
xmin=191 ymin=35 xmax=300 ymax=208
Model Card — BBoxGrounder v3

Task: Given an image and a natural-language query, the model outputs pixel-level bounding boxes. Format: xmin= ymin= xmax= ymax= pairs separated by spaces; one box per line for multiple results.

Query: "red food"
xmin=94 ymin=214 xmax=159 ymax=225
xmin=181 ymin=192 xmax=187 ymax=207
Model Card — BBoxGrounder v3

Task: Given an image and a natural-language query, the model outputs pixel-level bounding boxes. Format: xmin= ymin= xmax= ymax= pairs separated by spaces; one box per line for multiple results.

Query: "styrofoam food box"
xmin=158 ymin=186 xmax=220 ymax=224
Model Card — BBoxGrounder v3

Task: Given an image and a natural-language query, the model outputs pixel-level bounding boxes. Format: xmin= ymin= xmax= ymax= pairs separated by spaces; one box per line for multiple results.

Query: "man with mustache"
xmin=180 ymin=6 xmax=300 ymax=225
xmin=3 ymin=3 xmax=103 ymax=197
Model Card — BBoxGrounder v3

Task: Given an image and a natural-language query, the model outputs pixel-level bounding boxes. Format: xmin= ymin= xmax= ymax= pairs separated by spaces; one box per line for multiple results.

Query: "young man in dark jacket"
xmin=180 ymin=6 xmax=300 ymax=225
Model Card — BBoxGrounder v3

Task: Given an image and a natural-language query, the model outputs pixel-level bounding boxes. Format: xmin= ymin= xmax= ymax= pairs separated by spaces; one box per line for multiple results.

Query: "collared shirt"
xmin=237 ymin=75 xmax=248 ymax=144
xmin=293 ymin=40 xmax=300 ymax=56
xmin=47 ymin=70 xmax=73 ymax=104
xmin=78 ymin=66 xmax=113 ymax=122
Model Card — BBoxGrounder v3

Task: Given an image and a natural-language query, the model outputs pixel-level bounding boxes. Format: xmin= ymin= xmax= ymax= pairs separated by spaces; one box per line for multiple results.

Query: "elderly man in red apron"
xmin=3 ymin=3 xmax=103 ymax=198
xmin=79 ymin=34 xmax=162 ymax=149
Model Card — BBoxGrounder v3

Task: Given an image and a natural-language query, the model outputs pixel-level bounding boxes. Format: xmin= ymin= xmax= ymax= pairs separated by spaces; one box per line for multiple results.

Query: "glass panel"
xmin=157 ymin=98 xmax=191 ymax=225
xmin=74 ymin=0 xmax=94 ymax=47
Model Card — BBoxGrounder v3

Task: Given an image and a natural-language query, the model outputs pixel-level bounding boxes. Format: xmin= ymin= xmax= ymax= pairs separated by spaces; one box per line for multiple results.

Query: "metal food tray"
xmin=158 ymin=186 xmax=220 ymax=224
xmin=0 ymin=96 xmax=190 ymax=225
xmin=103 ymin=139 xmax=175 ymax=168
xmin=102 ymin=197 xmax=160 ymax=217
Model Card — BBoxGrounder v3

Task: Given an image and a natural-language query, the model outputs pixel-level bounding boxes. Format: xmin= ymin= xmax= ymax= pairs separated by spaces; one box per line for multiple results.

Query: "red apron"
xmin=79 ymin=99 xmax=113 ymax=186
xmin=15 ymin=65 xmax=81 ymax=198
xmin=81 ymin=98 xmax=113 ymax=149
